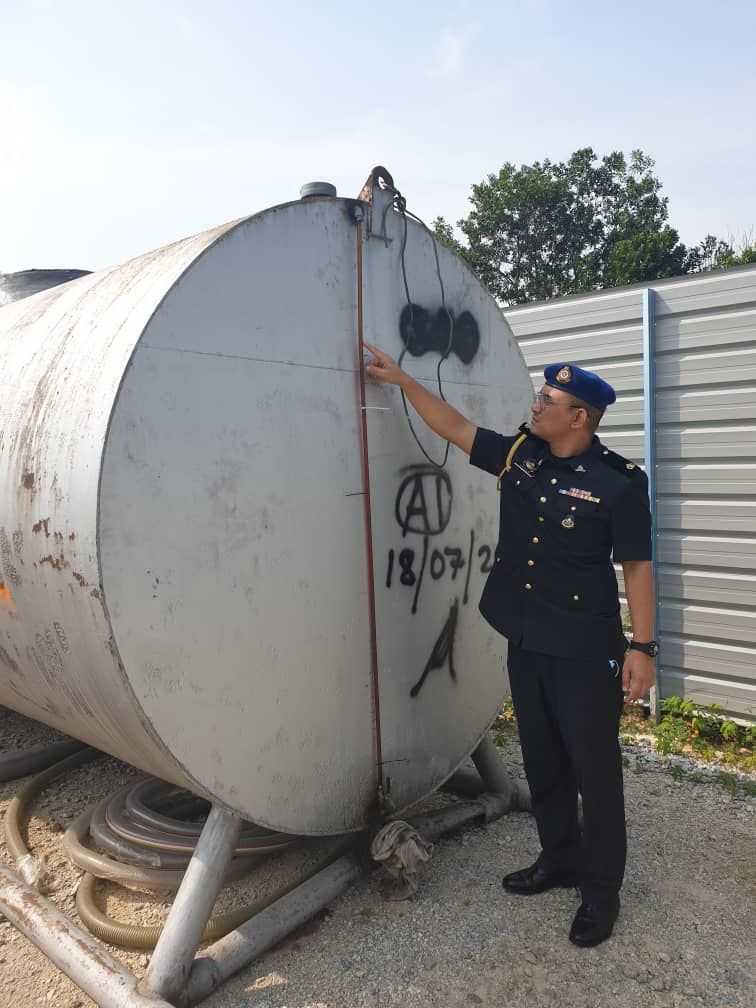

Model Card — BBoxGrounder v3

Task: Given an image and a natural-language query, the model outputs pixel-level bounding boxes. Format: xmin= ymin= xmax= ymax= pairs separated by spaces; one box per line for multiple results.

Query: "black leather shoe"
xmin=569 ymin=898 xmax=620 ymax=947
xmin=502 ymin=862 xmax=578 ymax=895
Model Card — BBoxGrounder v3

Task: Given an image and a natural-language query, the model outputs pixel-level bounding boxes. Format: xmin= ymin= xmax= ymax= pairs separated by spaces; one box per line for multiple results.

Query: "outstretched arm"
xmin=364 ymin=342 xmax=477 ymax=456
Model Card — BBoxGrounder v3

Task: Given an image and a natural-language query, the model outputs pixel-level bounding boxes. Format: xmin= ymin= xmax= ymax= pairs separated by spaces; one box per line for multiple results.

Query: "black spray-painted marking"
xmin=399 ymin=304 xmax=480 ymax=364
xmin=395 ymin=465 xmax=452 ymax=538
xmin=386 ymin=533 xmax=494 ymax=613
xmin=411 ymin=535 xmax=429 ymax=615
xmin=410 ymin=599 xmax=459 ymax=698
xmin=463 ymin=529 xmax=475 ymax=605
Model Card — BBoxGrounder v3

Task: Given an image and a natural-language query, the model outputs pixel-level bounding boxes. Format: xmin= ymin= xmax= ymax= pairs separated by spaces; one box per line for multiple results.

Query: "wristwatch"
xmin=629 ymin=640 xmax=659 ymax=658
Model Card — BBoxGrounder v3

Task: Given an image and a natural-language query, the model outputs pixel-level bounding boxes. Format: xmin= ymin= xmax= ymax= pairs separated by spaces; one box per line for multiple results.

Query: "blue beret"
xmin=543 ymin=363 xmax=616 ymax=411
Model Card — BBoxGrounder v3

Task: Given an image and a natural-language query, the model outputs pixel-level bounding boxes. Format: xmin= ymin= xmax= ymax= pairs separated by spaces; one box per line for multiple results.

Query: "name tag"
xmin=559 ymin=487 xmax=601 ymax=504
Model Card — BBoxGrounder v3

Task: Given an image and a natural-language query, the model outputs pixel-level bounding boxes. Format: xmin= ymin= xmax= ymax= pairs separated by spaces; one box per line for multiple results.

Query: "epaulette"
xmin=496 ymin=425 xmax=542 ymax=489
xmin=600 ymin=446 xmax=643 ymax=477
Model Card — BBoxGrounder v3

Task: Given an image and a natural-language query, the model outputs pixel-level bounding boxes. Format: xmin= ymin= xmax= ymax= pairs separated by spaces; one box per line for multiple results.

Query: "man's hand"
xmin=362 ymin=340 xmax=477 ymax=454
xmin=364 ymin=342 xmax=409 ymax=388
xmin=622 ymin=649 xmax=656 ymax=702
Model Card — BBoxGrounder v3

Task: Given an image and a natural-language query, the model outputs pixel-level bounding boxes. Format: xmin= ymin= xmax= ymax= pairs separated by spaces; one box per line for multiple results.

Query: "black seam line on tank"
xmin=139 ymin=344 xmax=499 ymax=387
xmin=139 ymin=344 xmax=356 ymax=373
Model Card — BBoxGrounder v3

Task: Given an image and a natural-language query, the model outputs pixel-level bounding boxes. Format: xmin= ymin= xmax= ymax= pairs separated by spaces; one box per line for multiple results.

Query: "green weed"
xmin=620 ymin=696 xmax=755 ymax=777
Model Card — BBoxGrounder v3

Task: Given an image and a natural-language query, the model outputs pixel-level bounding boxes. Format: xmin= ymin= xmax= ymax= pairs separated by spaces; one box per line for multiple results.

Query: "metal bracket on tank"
xmin=355 ymin=165 xmax=397 ymax=245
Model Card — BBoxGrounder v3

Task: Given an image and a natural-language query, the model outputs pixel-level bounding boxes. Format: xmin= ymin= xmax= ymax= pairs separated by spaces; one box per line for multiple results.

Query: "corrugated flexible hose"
xmin=75 ymin=838 xmax=353 ymax=950
xmin=3 ymin=748 xmax=353 ymax=949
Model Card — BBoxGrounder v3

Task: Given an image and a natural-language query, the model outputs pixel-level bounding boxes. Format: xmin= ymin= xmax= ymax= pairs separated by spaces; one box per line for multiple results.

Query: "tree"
xmin=686 ymin=233 xmax=756 ymax=271
xmin=434 ymin=149 xmax=691 ymax=304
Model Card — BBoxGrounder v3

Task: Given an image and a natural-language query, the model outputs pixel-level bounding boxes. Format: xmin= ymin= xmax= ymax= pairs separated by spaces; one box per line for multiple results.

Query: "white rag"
xmin=370 ymin=820 xmax=433 ymax=900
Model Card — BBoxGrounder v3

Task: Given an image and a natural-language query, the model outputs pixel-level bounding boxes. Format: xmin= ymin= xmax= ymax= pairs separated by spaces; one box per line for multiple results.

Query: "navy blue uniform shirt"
xmin=470 ymin=425 xmax=652 ymax=660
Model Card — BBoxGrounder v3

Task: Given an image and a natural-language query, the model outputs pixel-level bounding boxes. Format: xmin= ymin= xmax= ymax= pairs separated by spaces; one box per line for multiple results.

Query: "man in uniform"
xmin=364 ymin=345 xmax=657 ymax=947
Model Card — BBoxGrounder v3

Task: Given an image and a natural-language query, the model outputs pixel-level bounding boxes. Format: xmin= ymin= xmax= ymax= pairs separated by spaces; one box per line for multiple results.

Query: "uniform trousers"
xmin=506 ymin=642 xmax=626 ymax=905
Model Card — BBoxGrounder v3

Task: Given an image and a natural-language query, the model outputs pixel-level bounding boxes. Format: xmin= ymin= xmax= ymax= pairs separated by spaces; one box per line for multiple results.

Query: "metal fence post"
xmin=642 ymin=287 xmax=662 ymax=720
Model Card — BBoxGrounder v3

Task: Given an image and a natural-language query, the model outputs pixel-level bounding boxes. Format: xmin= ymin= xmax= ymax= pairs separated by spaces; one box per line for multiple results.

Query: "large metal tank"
xmin=0 ymin=177 xmax=533 ymax=834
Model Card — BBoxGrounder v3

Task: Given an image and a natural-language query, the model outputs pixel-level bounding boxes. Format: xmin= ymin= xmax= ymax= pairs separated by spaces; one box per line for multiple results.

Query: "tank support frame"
xmin=0 ymin=735 xmax=527 ymax=1006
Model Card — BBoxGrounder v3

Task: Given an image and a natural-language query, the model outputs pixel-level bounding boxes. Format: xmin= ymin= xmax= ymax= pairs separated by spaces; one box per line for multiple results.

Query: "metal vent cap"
xmin=300 ymin=181 xmax=337 ymax=199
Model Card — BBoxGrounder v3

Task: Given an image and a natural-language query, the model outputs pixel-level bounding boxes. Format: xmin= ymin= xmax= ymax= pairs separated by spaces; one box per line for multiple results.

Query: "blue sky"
xmin=1 ymin=0 xmax=754 ymax=271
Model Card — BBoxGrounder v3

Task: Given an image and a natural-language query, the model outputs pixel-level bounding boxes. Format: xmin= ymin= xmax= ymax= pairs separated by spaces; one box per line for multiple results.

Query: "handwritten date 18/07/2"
xmin=385 ymin=529 xmax=494 ymax=614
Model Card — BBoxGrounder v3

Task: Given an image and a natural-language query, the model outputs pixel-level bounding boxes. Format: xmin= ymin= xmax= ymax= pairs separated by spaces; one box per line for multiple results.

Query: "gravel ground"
xmin=0 ymin=708 xmax=754 ymax=1008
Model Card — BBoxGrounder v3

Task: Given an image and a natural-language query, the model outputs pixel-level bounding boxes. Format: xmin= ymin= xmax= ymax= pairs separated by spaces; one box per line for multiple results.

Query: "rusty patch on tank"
xmin=69 ymin=532 xmax=76 ymax=542
xmin=39 ymin=553 xmax=68 ymax=572
xmin=32 ymin=518 xmax=51 ymax=537
xmin=21 ymin=472 xmax=35 ymax=489
xmin=90 ymin=587 xmax=101 ymax=600
xmin=72 ymin=571 xmax=87 ymax=587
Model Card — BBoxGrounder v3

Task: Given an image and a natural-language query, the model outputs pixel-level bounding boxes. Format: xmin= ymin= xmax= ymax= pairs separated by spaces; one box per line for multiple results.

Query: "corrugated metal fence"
xmin=504 ymin=264 xmax=756 ymax=719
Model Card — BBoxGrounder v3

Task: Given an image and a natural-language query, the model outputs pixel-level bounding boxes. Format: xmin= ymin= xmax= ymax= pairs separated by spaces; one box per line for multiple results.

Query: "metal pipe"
xmin=186 ymin=855 xmax=363 ymax=1004
xmin=443 ymin=766 xmax=486 ymax=797
xmin=187 ymin=793 xmax=514 ymax=1004
xmin=642 ymin=287 xmax=662 ymax=720
xmin=139 ymin=804 xmax=241 ymax=1004
xmin=446 ymin=737 xmax=530 ymax=811
xmin=409 ymin=798 xmax=490 ymax=837
xmin=471 ymin=734 xmax=516 ymax=799
xmin=0 ymin=739 xmax=86 ymax=782
xmin=0 ymin=864 xmax=173 ymax=1008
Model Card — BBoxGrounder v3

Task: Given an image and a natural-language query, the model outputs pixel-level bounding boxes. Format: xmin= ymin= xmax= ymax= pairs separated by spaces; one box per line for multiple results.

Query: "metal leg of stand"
xmin=471 ymin=734 xmax=530 ymax=810
xmin=471 ymin=734 xmax=514 ymax=796
xmin=138 ymin=803 xmax=241 ymax=1005
xmin=0 ymin=864 xmax=173 ymax=1008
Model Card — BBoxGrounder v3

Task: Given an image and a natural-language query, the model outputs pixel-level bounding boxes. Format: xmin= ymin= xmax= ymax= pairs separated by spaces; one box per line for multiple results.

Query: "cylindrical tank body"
xmin=0 ymin=188 xmax=533 ymax=834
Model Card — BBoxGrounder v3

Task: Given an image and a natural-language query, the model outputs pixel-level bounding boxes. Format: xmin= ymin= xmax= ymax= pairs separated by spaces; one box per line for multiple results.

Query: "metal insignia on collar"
xmin=626 ymin=462 xmax=636 ymax=470
xmin=524 ymin=459 xmax=536 ymax=471
xmin=575 ymin=464 xmax=586 ymax=472
xmin=556 ymin=365 xmax=572 ymax=384
xmin=561 ymin=516 xmax=575 ymax=528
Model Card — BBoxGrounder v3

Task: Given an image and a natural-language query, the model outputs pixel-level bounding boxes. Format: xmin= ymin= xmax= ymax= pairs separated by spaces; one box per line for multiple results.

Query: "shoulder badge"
xmin=600 ymin=446 xmax=642 ymax=477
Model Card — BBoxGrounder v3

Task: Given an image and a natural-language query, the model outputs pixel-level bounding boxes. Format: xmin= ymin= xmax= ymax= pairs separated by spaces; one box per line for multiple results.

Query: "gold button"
xmin=532 ymin=537 xmax=539 ymax=543
xmin=540 ymin=496 xmax=547 ymax=503
xmin=571 ymin=505 xmax=577 ymax=512
xmin=527 ymin=560 xmax=535 ymax=567
xmin=538 ymin=516 xmax=544 ymax=523
xmin=603 ymin=449 xmax=609 ymax=455
xmin=524 ymin=583 xmax=532 ymax=590
xmin=550 ymin=478 xmax=557 ymax=485
xmin=516 ymin=480 xmax=521 ymax=485
xmin=573 ymin=594 xmax=580 ymax=601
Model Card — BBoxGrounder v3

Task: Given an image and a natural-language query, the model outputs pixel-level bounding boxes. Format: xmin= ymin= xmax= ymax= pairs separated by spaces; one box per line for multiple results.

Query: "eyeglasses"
xmin=533 ymin=393 xmax=582 ymax=410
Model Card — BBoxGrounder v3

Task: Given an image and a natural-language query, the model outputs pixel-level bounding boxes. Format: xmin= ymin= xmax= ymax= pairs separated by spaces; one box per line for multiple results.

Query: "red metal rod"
xmin=355 ymin=221 xmax=384 ymax=804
